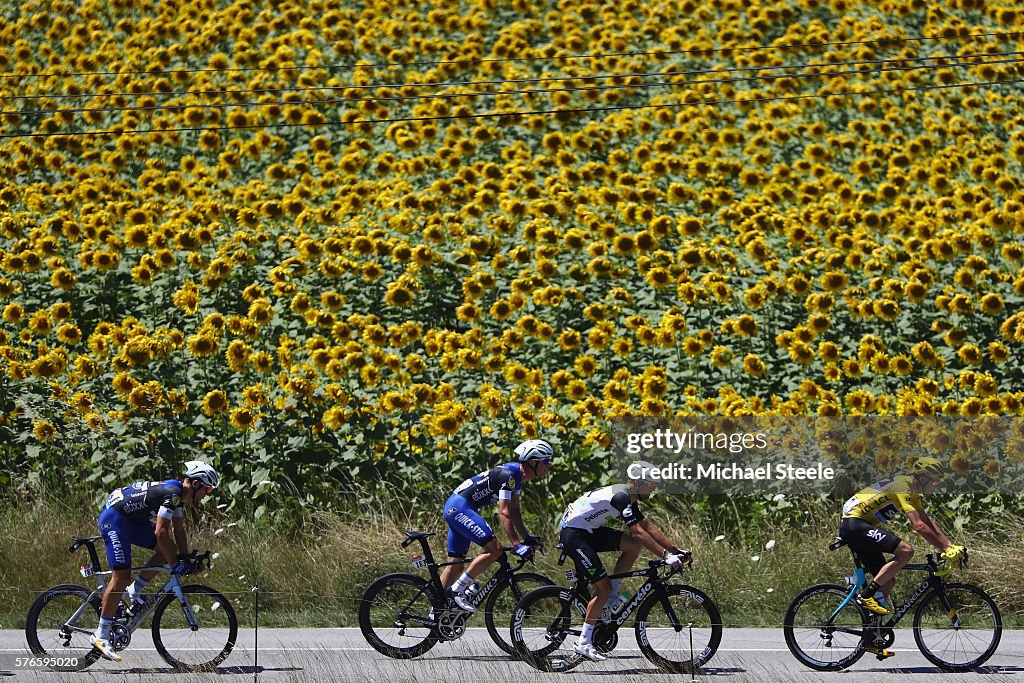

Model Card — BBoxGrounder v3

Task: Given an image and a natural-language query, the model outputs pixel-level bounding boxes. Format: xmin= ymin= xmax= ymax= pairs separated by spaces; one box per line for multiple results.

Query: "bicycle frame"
xmin=397 ymin=532 xmax=527 ymax=628
xmin=64 ymin=537 xmax=202 ymax=640
xmin=827 ymin=543 xmax=950 ymax=635
xmin=561 ymin=557 xmax=687 ymax=632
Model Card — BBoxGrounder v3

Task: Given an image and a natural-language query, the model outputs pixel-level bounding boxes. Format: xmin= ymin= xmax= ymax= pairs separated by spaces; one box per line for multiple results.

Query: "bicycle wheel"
xmin=152 ymin=585 xmax=237 ymax=672
xmin=783 ymin=583 xmax=868 ymax=671
xmin=484 ymin=571 xmax=554 ymax=656
xmin=510 ymin=585 xmax=587 ymax=673
xmin=358 ymin=573 xmax=440 ymax=659
xmin=635 ymin=584 xmax=722 ymax=673
xmin=913 ymin=582 xmax=1002 ymax=672
xmin=25 ymin=584 xmax=103 ymax=672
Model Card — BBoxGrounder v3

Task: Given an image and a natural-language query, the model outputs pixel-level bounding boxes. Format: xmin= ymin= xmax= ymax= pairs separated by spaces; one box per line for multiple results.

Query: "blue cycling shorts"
xmin=443 ymin=494 xmax=495 ymax=557
xmin=98 ymin=505 xmax=156 ymax=570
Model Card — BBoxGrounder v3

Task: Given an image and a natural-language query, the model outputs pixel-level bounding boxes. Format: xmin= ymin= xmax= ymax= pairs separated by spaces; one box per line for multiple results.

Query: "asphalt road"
xmin=2 ymin=628 xmax=1022 ymax=682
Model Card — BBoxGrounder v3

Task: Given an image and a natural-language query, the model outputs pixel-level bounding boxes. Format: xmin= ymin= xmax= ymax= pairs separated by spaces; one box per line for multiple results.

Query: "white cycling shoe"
xmin=90 ymin=635 xmax=122 ymax=662
xmin=573 ymin=641 xmax=608 ymax=661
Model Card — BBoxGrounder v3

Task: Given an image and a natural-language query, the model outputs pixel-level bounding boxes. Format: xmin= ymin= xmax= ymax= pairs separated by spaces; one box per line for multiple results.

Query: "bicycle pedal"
xmin=866 ymin=647 xmax=894 ymax=660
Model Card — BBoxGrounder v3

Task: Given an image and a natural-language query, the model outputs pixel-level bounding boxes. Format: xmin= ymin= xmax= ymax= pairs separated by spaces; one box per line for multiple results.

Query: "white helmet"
xmin=514 ymin=439 xmax=554 ymax=463
xmin=184 ymin=460 xmax=219 ymax=489
xmin=628 ymin=460 xmax=659 ymax=488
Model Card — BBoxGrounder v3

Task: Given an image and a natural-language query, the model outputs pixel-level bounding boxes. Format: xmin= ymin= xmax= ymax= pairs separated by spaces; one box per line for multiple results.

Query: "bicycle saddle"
xmin=71 ymin=535 xmax=102 ymax=542
xmin=403 ymin=530 xmax=435 ymax=540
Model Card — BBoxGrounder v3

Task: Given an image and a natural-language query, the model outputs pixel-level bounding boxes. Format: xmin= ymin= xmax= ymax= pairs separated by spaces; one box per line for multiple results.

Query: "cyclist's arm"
xmin=171 ymin=515 xmax=189 ymax=558
xmin=633 ymin=518 xmax=677 ymax=556
xmin=905 ymin=509 xmax=952 ymax=551
xmin=498 ymin=496 xmax=524 ymax=546
xmin=153 ymin=515 xmax=179 ymax=564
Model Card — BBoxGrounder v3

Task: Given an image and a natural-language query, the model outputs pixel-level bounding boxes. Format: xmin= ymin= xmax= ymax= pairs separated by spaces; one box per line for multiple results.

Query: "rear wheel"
xmin=783 ymin=583 xmax=868 ymax=671
xmin=635 ymin=584 xmax=722 ymax=673
xmin=484 ymin=572 xmax=553 ymax=656
xmin=913 ymin=583 xmax=1001 ymax=672
xmin=24 ymin=584 xmax=102 ymax=672
xmin=510 ymin=585 xmax=587 ymax=672
xmin=358 ymin=573 xmax=440 ymax=659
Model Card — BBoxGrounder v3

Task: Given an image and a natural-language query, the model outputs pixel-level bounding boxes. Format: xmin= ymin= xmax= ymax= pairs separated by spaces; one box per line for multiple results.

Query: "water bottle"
xmin=611 ymin=590 xmax=632 ymax=614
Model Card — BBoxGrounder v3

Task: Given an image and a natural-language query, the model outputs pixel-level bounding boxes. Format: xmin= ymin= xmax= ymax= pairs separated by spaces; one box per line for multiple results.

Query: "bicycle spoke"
xmin=914 ymin=584 xmax=1001 ymax=671
xmin=359 ymin=574 xmax=438 ymax=658
xmin=153 ymin=586 xmax=236 ymax=672
xmin=784 ymin=584 xmax=866 ymax=671
xmin=26 ymin=588 xmax=101 ymax=670
xmin=636 ymin=585 xmax=722 ymax=673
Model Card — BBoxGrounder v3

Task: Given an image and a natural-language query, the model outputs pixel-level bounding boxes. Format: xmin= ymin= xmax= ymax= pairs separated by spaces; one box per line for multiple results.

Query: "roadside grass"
xmin=2 ymin=494 xmax=1022 ymax=630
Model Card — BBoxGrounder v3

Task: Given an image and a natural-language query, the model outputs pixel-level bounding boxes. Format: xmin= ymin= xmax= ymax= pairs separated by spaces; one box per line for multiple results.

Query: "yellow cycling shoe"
xmin=90 ymin=635 xmax=123 ymax=662
xmin=856 ymin=595 xmax=894 ymax=615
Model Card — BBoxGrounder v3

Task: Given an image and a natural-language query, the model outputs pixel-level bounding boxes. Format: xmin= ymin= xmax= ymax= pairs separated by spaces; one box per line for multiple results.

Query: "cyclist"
xmin=839 ymin=457 xmax=964 ymax=624
xmin=90 ymin=461 xmax=219 ymax=661
xmin=440 ymin=439 xmax=553 ymax=612
xmin=558 ymin=460 xmax=690 ymax=662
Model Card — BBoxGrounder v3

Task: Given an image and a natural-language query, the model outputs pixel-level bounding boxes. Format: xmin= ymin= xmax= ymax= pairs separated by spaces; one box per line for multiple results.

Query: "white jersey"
xmin=560 ymin=484 xmax=644 ymax=532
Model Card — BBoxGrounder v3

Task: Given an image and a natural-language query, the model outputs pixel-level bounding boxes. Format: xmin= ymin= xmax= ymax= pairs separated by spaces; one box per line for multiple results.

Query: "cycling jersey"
xmin=104 ymin=480 xmax=185 ymax=523
xmin=452 ymin=463 xmax=523 ymax=510
xmin=560 ymin=484 xmax=644 ymax=532
xmin=842 ymin=476 xmax=922 ymax=525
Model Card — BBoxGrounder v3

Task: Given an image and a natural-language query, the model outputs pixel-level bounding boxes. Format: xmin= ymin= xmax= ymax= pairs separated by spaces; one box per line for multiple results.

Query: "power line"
xmin=1 ymin=75 xmax=1017 ymax=141
xmin=1 ymin=30 xmax=1021 ymax=83
xmin=2 ymin=49 xmax=1019 ymax=105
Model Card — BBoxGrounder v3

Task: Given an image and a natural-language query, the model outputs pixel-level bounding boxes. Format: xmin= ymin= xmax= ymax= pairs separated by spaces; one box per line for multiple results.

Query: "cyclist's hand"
xmin=512 ymin=543 xmax=535 ymax=559
xmin=664 ymin=553 xmax=685 ymax=568
xmin=524 ymin=535 xmax=545 ymax=550
xmin=937 ymin=544 xmax=966 ymax=577
xmin=171 ymin=560 xmax=192 ymax=575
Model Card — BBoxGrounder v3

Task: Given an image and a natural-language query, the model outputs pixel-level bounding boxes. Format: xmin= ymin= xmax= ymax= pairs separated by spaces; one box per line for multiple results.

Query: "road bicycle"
xmin=783 ymin=536 xmax=1001 ymax=672
xmin=25 ymin=535 xmax=238 ymax=672
xmin=510 ymin=544 xmax=722 ymax=673
xmin=358 ymin=530 xmax=554 ymax=658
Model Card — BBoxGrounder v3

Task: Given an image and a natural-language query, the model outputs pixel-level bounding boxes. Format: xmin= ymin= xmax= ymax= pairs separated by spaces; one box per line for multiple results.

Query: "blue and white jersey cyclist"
xmin=440 ymin=439 xmax=554 ymax=611
xmin=91 ymin=461 xmax=219 ymax=662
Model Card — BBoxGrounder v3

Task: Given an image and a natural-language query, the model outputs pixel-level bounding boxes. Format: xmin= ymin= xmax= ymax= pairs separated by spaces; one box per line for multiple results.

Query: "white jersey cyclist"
xmin=560 ymin=484 xmax=645 ymax=532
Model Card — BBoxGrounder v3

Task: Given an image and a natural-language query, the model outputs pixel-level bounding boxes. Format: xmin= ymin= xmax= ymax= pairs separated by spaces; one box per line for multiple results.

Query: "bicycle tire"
xmin=24 ymin=584 xmax=102 ymax=672
xmin=484 ymin=571 xmax=553 ymax=656
xmin=783 ymin=583 xmax=868 ymax=671
xmin=634 ymin=583 xmax=722 ymax=673
xmin=358 ymin=573 xmax=441 ymax=659
xmin=510 ymin=585 xmax=587 ymax=673
xmin=913 ymin=582 xmax=1002 ymax=672
xmin=152 ymin=584 xmax=237 ymax=672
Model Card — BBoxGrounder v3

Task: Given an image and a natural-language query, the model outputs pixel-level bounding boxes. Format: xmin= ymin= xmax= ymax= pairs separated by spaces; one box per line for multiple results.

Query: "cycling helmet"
xmin=184 ymin=460 xmax=220 ymax=489
xmin=514 ymin=439 xmax=554 ymax=463
xmin=912 ymin=456 xmax=944 ymax=480
xmin=628 ymin=460 xmax=660 ymax=488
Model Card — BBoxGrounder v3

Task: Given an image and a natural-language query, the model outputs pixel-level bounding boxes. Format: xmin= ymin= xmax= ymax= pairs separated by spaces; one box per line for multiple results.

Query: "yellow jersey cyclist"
xmin=440 ymin=439 xmax=553 ymax=612
xmin=558 ymin=460 xmax=691 ymax=662
xmin=90 ymin=461 xmax=219 ymax=661
xmin=839 ymin=456 xmax=965 ymax=618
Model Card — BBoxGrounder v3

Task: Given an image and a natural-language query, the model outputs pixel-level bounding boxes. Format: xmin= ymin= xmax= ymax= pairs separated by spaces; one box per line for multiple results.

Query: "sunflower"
xmin=742 ymin=354 xmax=766 ymax=377
xmin=202 ymin=390 xmax=229 ymax=417
xmin=33 ymin=420 xmax=56 ymax=443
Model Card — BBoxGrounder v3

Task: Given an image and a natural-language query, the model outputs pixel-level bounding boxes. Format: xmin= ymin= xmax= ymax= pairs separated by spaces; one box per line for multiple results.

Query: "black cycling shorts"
xmin=559 ymin=526 xmax=624 ymax=584
xmin=839 ymin=517 xmax=901 ymax=576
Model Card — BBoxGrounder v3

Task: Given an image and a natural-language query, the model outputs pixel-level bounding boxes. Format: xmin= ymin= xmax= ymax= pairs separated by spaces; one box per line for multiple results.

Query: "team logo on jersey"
xmin=447 ymin=507 xmax=457 ymax=516
xmin=170 ymin=494 xmax=181 ymax=507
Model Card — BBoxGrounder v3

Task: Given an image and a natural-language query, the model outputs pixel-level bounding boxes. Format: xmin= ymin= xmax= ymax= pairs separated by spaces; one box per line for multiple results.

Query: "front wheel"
xmin=25 ymin=584 xmax=102 ymax=672
xmin=634 ymin=584 xmax=722 ymax=673
xmin=484 ymin=572 xmax=553 ymax=656
xmin=783 ymin=583 xmax=868 ymax=672
xmin=913 ymin=582 xmax=1002 ymax=672
xmin=152 ymin=584 xmax=237 ymax=672
xmin=358 ymin=573 xmax=440 ymax=659
xmin=510 ymin=585 xmax=587 ymax=672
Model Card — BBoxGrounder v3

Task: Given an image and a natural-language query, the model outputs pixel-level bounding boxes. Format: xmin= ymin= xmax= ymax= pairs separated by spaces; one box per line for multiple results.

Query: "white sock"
xmin=578 ymin=622 xmax=595 ymax=645
xmin=97 ymin=616 xmax=113 ymax=640
xmin=127 ymin=576 xmax=150 ymax=604
xmin=452 ymin=571 xmax=474 ymax=593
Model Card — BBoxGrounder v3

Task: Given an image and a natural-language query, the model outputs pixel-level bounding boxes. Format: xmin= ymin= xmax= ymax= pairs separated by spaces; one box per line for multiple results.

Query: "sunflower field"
xmin=1 ymin=0 xmax=1023 ymax=515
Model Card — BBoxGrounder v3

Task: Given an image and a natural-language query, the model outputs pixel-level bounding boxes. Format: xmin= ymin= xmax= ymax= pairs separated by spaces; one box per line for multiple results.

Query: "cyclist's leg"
xmin=443 ymin=497 xmax=499 ymax=588
xmin=561 ymin=528 xmax=611 ymax=623
xmin=873 ymin=540 xmax=913 ymax=599
xmin=98 ymin=507 xmax=135 ymax=618
xmin=127 ymin=526 xmax=164 ymax=603
xmin=840 ymin=518 xmax=904 ymax=603
xmin=609 ymin=529 xmax=639 ymax=584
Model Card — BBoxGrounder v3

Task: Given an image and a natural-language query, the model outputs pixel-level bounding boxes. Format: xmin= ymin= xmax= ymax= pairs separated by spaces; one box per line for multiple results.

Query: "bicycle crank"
xmin=436 ymin=611 xmax=469 ymax=641
xmin=593 ymin=623 xmax=619 ymax=654
xmin=110 ymin=624 xmax=132 ymax=651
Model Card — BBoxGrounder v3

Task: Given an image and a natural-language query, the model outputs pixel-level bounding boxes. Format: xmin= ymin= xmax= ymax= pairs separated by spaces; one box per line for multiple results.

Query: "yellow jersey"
xmin=841 ymin=476 xmax=923 ymax=525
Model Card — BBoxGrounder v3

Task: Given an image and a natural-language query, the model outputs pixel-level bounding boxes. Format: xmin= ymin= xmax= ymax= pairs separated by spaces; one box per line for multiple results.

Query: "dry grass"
xmin=2 ymin=495 xmax=1021 ymax=630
